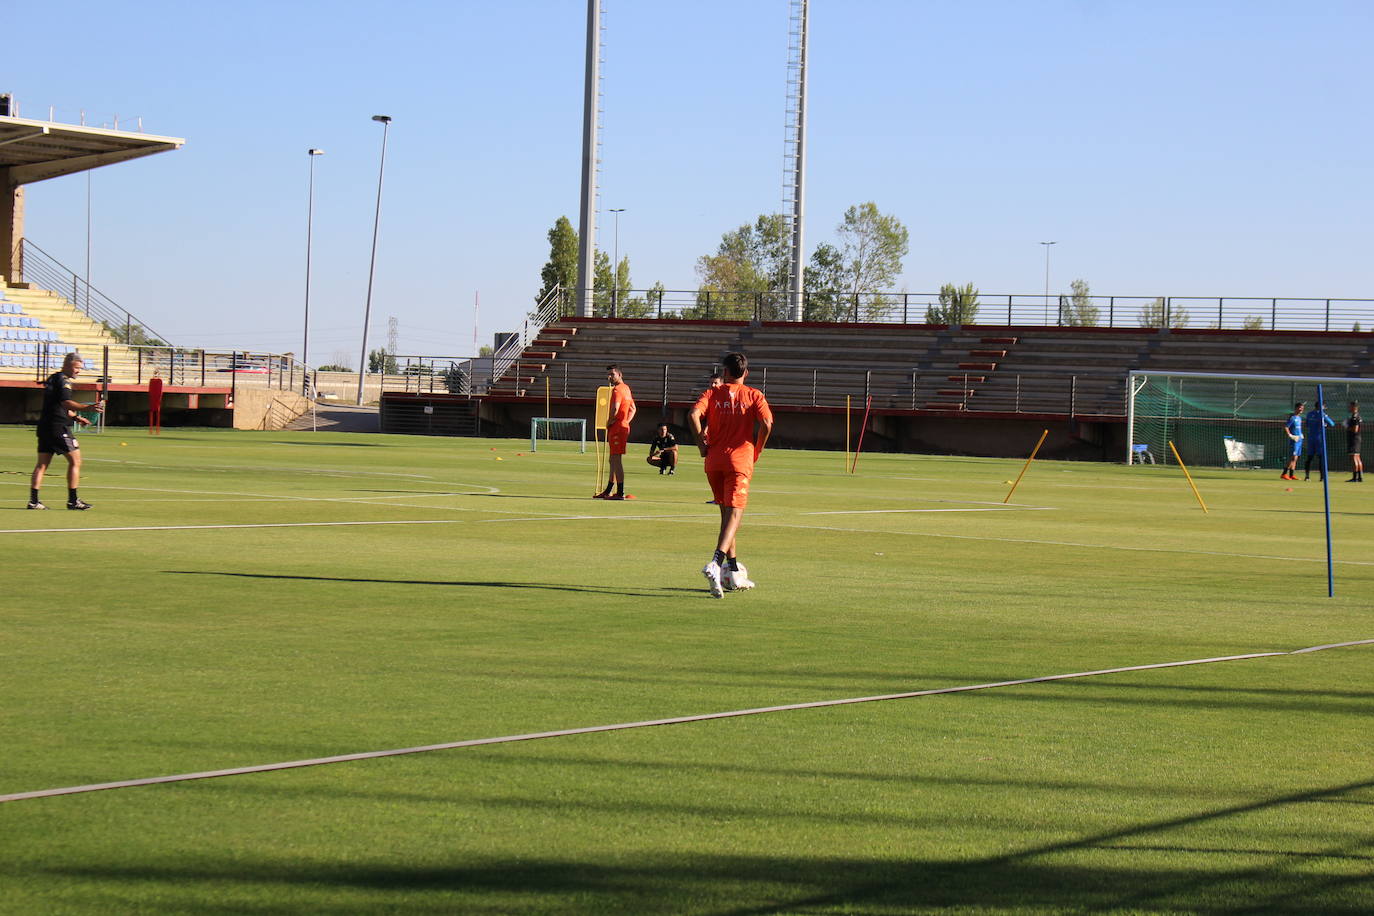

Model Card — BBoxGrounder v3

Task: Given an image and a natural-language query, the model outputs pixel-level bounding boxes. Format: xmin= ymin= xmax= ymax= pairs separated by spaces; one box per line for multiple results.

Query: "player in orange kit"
xmin=596 ymin=364 xmax=637 ymax=499
xmin=688 ymin=351 xmax=773 ymax=597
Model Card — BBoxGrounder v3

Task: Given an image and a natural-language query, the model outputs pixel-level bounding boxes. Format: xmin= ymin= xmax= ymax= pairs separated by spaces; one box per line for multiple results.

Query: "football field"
xmin=2 ymin=426 xmax=1372 ymax=914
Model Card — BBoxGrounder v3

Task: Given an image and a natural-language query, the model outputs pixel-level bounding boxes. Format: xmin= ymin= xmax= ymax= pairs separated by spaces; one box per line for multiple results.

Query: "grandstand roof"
xmin=0 ymin=115 xmax=183 ymax=184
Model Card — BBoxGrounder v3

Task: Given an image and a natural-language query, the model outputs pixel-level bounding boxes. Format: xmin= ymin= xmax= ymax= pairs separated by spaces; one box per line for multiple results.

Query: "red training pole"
xmin=850 ymin=395 xmax=873 ymax=474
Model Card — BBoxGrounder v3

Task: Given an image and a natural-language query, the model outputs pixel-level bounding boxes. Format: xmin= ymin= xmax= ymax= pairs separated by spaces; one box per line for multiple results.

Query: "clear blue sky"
xmin=10 ymin=1 xmax=1372 ymax=363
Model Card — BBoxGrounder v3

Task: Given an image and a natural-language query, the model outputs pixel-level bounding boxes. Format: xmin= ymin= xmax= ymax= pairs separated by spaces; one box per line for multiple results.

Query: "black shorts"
xmin=1349 ymin=438 xmax=1362 ymax=456
xmin=37 ymin=428 xmax=78 ymax=456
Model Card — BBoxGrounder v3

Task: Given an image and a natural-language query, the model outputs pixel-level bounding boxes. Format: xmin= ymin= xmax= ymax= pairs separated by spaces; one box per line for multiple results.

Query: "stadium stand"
xmin=0 ymin=282 xmax=138 ymax=379
xmin=487 ymin=319 xmax=1374 ymax=421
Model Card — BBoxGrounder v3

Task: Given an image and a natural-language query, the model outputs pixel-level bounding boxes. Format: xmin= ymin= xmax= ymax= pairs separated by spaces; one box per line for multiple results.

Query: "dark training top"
xmin=1348 ymin=414 xmax=1362 ymax=452
xmin=39 ymin=371 xmax=75 ymax=435
xmin=649 ymin=434 xmax=677 ymax=454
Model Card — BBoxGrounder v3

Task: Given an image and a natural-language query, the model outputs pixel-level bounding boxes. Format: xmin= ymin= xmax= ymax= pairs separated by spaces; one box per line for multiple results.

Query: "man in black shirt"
xmin=30 ymin=353 xmax=103 ymax=510
xmin=1347 ymin=401 xmax=1363 ymax=483
xmin=646 ymin=423 xmax=678 ymax=475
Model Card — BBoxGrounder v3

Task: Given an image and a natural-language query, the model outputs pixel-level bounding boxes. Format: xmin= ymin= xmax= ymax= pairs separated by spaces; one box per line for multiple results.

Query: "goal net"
xmin=531 ymin=417 xmax=587 ymax=453
xmin=1127 ymin=371 xmax=1370 ymax=470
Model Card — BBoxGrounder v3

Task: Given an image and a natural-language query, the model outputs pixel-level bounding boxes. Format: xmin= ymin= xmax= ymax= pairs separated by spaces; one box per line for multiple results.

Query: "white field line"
xmin=802 ymin=508 xmax=1054 ymax=516
xmin=0 ymin=513 xmax=715 ymax=535
xmin=3 ymin=641 xmax=1369 ymax=804
xmin=738 ymin=520 xmax=1374 ymax=568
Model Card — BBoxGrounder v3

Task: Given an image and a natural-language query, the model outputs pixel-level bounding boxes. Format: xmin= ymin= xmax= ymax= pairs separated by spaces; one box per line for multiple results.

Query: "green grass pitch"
xmin=1 ymin=425 xmax=1371 ymax=914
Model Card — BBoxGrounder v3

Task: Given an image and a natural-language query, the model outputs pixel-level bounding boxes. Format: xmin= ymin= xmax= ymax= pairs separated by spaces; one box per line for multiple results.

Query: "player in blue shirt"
xmin=1281 ymin=402 xmax=1304 ymax=481
xmin=1303 ymin=402 xmax=1337 ymax=481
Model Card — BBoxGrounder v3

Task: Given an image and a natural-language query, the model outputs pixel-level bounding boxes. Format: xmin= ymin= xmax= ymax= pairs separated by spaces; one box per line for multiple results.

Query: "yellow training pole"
xmin=1168 ymin=440 xmax=1209 ymax=514
xmin=1003 ymin=429 xmax=1049 ymax=504
xmin=845 ymin=395 xmax=851 ymax=471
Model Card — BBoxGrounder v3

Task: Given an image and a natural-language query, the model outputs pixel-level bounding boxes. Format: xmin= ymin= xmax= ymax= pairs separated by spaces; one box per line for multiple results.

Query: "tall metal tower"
xmin=575 ymin=0 xmax=604 ymax=318
xmin=783 ymin=0 xmax=810 ymax=322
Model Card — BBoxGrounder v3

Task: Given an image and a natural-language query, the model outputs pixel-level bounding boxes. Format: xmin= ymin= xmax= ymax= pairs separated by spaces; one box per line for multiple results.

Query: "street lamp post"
xmin=302 ymin=148 xmax=323 ymax=393
xmin=1040 ymin=241 xmax=1057 ymax=324
xmin=609 ymin=208 xmax=625 ymax=317
xmin=357 ymin=115 xmax=392 ymax=406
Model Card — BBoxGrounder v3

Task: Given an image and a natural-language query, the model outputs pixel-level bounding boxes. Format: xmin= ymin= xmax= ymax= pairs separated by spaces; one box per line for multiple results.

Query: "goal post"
xmin=1126 ymin=370 xmax=1369 ymax=470
xmin=531 ymin=417 xmax=587 ymax=453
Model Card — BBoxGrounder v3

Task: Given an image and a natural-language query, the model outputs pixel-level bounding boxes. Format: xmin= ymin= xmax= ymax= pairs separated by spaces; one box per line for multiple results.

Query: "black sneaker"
xmin=67 ymin=499 xmax=92 ymax=510
xmin=26 ymin=500 xmax=47 ymax=510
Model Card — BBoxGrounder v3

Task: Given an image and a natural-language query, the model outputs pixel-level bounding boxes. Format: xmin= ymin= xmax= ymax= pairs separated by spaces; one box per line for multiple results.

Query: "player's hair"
xmin=709 ymin=369 xmax=722 ymax=381
xmin=1295 ymin=402 xmax=1305 ymax=411
xmin=62 ymin=352 xmax=82 ymax=368
xmin=1351 ymin=401 xmax=1360 ymax=409
xmin=606 ymin=364 xmax=620 ymax=373
xmin=722 ymin=352 xmax=747 ymax=380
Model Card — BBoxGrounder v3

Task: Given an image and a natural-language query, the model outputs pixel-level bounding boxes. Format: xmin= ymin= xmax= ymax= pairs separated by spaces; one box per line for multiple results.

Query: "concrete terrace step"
xmin=947 ymin=375 xmax=986 ymax=383
xmin=969 ymin=349 xmax=1007 ymax=358
xmin=924 ymin=402 xmax=968 ymax=410
xmin=981 ymin=337 xmax=1018 ymax=345
xmin=958 ymin=362 xmax=998 ymax=371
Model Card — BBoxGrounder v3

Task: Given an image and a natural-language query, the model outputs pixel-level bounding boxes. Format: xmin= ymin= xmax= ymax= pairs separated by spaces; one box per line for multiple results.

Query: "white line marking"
xmin=2 ymin=641 xmax=1366 ymax=804
xmin=742 ymin=521 xmax=1374 ymax=568
xmin=801 ymin=507 xmax=1054 ymax=516
xmin=0 ymin=514 xmax=713 ymax=535
xmin=1290 ymin=638 xmax=1374 ymax=654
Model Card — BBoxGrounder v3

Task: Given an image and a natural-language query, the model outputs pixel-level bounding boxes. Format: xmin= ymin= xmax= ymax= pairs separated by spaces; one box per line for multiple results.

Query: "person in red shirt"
xmin=596 ymin=364 xmax=637 ymax=500
xmin=689 ymin=352 xmax=773 ymax=597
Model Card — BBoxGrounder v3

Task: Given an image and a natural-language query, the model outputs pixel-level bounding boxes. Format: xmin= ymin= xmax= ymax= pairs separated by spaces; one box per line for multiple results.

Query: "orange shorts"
xmin=607 ymin=424 xmax=630 ymax=456
xmin=706 ymin=467 xmax=752 ymax=509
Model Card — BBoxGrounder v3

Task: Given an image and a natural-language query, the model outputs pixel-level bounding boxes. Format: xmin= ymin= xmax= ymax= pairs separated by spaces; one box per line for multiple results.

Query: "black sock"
xmin=727 ymin=557 xmax=739 ymax=571
xmin=615 ymin=481 xmax=625 ymax=496
xmin=31 ymin=488 xmax=39 ymax=503
xmin=68 ymin=488 xmax=78 ymax=503
xmin=713 ymin=549 xmax=727 ymax=566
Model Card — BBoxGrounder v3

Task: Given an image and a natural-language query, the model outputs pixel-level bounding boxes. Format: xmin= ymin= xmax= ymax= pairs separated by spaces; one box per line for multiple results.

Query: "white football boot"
xmin=701 ymin=560 xmax=725 ymax=598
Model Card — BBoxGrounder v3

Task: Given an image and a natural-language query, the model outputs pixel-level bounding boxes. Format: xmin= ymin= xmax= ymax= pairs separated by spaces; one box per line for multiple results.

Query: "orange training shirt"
xmin=693 ymin=382 xmax=773 ymax=471
xmin=609 ymin=382 xmax=635 ymax=428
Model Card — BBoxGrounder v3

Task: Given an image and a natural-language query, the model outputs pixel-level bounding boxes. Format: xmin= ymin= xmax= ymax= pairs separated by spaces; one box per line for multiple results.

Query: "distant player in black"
xmin=1347 ymin=401 xmax=1363 ymax=483
xmin=30 ymin=352 xmax=104 ymax=510
xmin=646 ymin=423 xmax=678 ymax=475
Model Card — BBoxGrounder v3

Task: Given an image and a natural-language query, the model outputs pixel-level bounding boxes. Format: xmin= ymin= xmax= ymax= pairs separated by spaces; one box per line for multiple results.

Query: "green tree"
xmin=591 ymin=249 xmax=616 ymax=316
xmin=1063 ymin=279 xmax=1100 ymax=326
xmin=803 ymin=242 xmax=851 ymax=321
xmin=368 ymin=348 xmax=398 ymax=374
xmin=835 ymin=202 xmax=908 ymax=320
xmin=1241 ymin=316 xmax=1266 ymax=330
xmin=1139 ymin=297 xmax=1189 ymax=328
xmin=536 ymin=216 xmax=578 ymax=316
xmin=925 ymin=283 xmax=980 ymax=325
xmin=690 ymin=214 xmax=790 ymax=319
xmin=619 ymin=278 xmax=661 ymax=319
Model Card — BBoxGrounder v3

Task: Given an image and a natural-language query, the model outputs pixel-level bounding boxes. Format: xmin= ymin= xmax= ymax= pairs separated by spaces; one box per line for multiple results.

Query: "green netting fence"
xmin=1127 ymin=371 xmax=1370 ymax=470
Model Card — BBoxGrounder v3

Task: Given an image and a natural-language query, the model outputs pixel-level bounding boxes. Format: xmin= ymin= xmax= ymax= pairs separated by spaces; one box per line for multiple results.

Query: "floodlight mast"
xmin=357 ymin=116 xmax=391 ymax=405
xmin=302 ymin=148 xmax=323 ymax=389
xmin=785 ymin=0 xmax=810 ymax=322
xmin=575 ymin=0 xmax=601 ymax=317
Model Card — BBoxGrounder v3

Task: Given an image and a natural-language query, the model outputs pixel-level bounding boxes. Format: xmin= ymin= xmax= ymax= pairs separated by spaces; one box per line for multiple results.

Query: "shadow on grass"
xmin=23 ymin=778 xmax=1374 ymax=913
xmin=165 ymin=570 xmax=699 ymax=598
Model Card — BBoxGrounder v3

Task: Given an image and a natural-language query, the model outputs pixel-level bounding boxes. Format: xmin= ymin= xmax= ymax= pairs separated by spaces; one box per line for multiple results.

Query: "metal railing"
xmin=578 ymin=287 xmax=1374 ymax=332
xmin=431 ymin=352 xmax=1119 ymax=419
xmin=18 ymin=240 xmax=171 ymax=346
xmin=491 ymin=285 xmax=563 ymax=387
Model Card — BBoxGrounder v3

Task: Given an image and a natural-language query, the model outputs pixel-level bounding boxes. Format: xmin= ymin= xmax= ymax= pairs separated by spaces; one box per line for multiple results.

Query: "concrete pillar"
xmin=0 ymin=173 xmax=21 ymax=285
